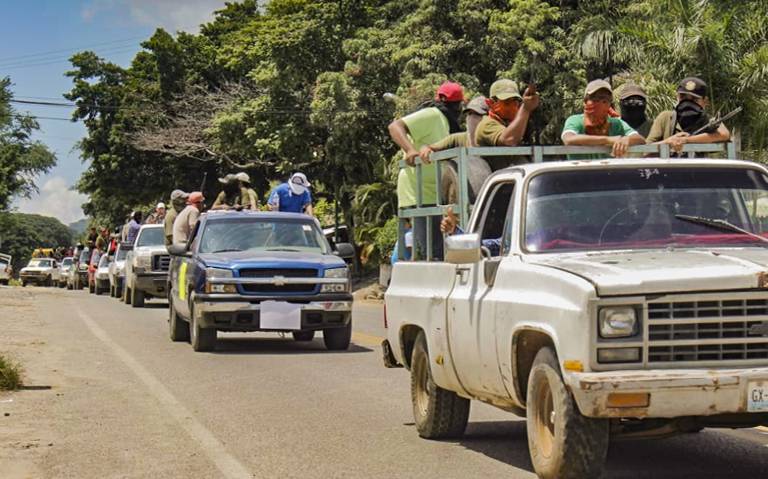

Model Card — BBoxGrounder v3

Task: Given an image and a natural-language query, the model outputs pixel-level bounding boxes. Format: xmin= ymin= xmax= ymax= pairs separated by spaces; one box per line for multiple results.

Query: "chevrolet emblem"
xmin=274 ymin=276 xmax=286 ymax=286
xmin=748 ymin=322 xmax=768 ymax=337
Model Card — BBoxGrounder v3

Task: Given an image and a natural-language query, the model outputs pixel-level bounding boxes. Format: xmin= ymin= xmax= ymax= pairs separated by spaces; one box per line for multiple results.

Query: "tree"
xmin=0 ymin=77 xmax=56 ymax=211
xmin=0 ymin=212 xmax=72 ymax=274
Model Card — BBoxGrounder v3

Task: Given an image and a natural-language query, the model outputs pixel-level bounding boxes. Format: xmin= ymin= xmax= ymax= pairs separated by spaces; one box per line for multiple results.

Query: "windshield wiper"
xmin=210 ymin=248 xmax=243 ymax=253
xmin=265 ymin=248 xmax=301 ymax=252
xmin=674 ymin=214 xmax=768 ymax=245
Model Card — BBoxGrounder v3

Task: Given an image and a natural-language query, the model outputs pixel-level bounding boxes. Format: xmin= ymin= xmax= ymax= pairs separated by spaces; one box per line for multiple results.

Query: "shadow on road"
xmin=136 ymin=302 xmax=168 ymax=309
xmin=210 ymin=336 xmax=372 ymax=355
xmin=449 ymin=420 xmax=768 ymax=478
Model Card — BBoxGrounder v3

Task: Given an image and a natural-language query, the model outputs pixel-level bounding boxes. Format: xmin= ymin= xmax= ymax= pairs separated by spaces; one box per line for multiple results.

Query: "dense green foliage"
xmin=0 ymin=213 xmax=73 ymax=273
xmin=66 ymin=0 xmax=768 ymax=263
xmin=0 ymin=78 xmax=56 ymax=211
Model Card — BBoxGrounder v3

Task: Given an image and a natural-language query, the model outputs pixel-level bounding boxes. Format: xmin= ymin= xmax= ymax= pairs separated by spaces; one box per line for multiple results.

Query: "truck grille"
xmin=152 ymin=254 xmax=171 ymax=271
xmin=239 ymin=268 xmax=318 ymax=294
xmin=647 ymin=298 xmax=768 ymax=363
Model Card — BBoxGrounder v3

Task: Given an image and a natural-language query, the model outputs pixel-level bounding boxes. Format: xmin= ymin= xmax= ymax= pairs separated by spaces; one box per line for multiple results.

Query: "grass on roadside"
xmin=0 ymin=354 xmax=23 ymax=390
xmin=8 ymin=278 xmax=21 ymax=287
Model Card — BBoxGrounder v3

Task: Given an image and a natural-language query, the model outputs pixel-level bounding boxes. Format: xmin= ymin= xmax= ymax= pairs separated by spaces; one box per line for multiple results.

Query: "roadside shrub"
xmin=0 ymin=354 xmax=23 ymax=390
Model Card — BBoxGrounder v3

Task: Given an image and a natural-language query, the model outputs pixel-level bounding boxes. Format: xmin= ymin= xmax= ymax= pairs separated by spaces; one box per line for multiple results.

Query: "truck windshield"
xmin=525 ymin=166 xmax=768 ymax=253
xmin=61 ymin=258 xmax=73 ymax=267
xmin=198 ymin=218 xmax=329 ymax=254
xmin=29 ymin=259 xmax=52 ymax=268
xmin=136 ymin=228 xmax=164 ymax=247
xmin=115 ymin=248 xmax=128 ymax=261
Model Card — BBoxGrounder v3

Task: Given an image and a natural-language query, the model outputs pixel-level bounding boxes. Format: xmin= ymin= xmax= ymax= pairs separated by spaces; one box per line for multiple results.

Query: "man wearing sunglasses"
xmin=562 ymin=79 xmax=644 ymax=159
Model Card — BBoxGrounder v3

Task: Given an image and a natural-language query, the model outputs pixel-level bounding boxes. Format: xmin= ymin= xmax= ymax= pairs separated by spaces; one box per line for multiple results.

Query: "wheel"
xmin=95 ymin=281 xmax=104 ymax=295
xmin=410 ymin=332 xmax=469 ymax=438
xmin=526 ymin=347 xmax=609 ymax=479
xmin=21 ymin=281 xmax=26 ymax=287
xmin=131 ymin=286 xmax=145 ymax=307
xmin=168 ymin=300 xmax=190 ymax=342
xmin=292 ymin=330 xmax=315 ymax=341
xmin=46 ymin=276 xmax=53 ymax=287
xmin=190 ymin=304 xmax=216 ymax=351
xmin=89 ymin=281 xmax=95 ymax=294
xmin=323 ymin=322 xmax=352 ymax=350
xmin=439 ymin=156 xmax=491 ymax=205
xmin=123 ymin=286 xmax=131 ymax=304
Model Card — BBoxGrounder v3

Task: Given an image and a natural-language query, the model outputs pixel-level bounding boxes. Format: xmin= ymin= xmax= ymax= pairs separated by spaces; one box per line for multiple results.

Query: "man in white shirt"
xmin=173 ymin=191 xmax=204 ymax=245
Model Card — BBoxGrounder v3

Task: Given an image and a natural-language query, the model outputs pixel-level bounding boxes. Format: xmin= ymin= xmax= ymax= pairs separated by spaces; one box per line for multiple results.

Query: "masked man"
xmin=388 ymin=81 xmax=465 ymax=260
xmin=562 ymin=79 xmax=644 ymax=159
xmin=618 ymin=84 xmax=652 ymax=138
xmin=646 ymin=76 xmax=730 ymax=152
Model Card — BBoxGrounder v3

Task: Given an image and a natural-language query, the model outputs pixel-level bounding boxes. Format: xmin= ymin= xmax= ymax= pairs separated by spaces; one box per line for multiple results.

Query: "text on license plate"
xmin=747 ymin=381 xmax=768 ymax=412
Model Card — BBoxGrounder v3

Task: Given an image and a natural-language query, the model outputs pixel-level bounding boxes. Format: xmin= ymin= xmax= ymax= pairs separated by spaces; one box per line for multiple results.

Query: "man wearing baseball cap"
xmin=173 ymin=191 xmax=205 ymax=245
xmin=388 ymin=80 xmax=465 ymax=259
xmin=646 ymin=76 xmax=730 ymax=151
xmin=267 ymin=172 xmax=313 ymax=215
xmin=235 ymin=172 xmax=259 ymax=210
xmin=164 ymin=189 xmax=188 ymax=246
xmin=475 ymin=79 xmax=539 ymax=153
xmin=618 ymin=83 xmax=652 ymax=138
xmin=562 ymin=79 xmax=644 ymax=159
xmin=146 ymin=202 xmax=167 ymax=225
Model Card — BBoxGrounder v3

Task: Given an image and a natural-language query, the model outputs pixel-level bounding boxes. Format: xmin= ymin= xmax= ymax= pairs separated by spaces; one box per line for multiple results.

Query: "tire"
xmin=190 ymin=304 xmax=216 ymax=352
xmin=323 ymin=322 xmax=352 ymax=350
xmin=410 ymin=332 xmax=470 ymax=439
xmin=131 ymin=286 xmax=145 ymax=308
xmin=168 ymin=300 xmax=190 ymax=342
xmin=46 ymin=276 xmax=53 ymax=287
xmin=21 ymin=281 xmax=26 ymax=287
xmin=526 ymin=347 xmax=609 ymax=479
xmin=88 ymin=282 xmax=95 ymax=294
xmin=292 ymin=330 xmax=315 ymax=341
xmin=439 ymin=156 xmax=491 ymax=205
xmin=123 ymin=286 xmax=131 ymax=304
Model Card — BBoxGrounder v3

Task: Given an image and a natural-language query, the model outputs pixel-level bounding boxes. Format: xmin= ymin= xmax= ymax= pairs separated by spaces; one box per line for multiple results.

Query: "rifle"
xmin=199 ymin=172 xmax=207 ymax=195
xmin=691 ymin=106 xmax=742 ymax=135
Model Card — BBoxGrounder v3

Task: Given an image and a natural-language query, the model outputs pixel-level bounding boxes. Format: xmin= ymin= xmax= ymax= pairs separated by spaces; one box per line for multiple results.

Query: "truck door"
xmin=447 ymin=180 xmax=516 ymax=398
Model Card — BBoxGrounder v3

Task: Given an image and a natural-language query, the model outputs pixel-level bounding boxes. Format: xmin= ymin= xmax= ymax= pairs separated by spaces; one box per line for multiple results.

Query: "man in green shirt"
xmin=646 ymin=76 xmax=730 ymax=152
xmin=475 ymin=79 xmax=539 ymax=149
xmin=561 ymin=79 xmax=644 ymax=159
xmin=388 ymin=81 xmax=465 ymax=259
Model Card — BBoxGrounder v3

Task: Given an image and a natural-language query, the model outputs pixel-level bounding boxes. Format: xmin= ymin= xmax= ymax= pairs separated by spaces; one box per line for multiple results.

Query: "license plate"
xmin=747 ymin=381 xmax=768 ymax=412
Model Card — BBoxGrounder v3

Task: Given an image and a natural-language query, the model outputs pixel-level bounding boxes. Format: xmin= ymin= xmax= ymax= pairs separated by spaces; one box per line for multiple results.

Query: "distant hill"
xmin=68 ymin=218 xmax=88 ymax=236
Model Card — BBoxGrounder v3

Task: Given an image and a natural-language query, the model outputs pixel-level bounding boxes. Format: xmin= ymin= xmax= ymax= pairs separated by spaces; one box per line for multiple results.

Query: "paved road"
xmin=3 ymin=287 xmax=768 ymax=478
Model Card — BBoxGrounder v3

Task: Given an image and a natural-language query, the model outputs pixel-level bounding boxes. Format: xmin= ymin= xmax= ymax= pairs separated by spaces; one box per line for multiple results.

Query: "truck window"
xmin=476 ymin=182 xmax=516 ymax=244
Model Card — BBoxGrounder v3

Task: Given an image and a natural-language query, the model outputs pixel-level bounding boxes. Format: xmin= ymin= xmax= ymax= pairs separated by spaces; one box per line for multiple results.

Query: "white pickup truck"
xmin=384 ymin=158 xmax=768 ymax=479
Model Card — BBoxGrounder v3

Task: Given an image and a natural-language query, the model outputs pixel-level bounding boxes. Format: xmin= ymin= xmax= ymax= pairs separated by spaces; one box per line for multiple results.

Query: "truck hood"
xmin=198 ymin=250 xmax=346 ymax=271
xmin=528 ymin=248 xmax=768 ymax=296
xmin=134 ymin=246 xmax=167 ymax=255
xmin=20 ymin=267 xmax=50 ymax=273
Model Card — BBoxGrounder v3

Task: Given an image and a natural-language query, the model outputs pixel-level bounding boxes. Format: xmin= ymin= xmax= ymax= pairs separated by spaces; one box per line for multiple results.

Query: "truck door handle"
xmin=456 ymin=267 xmax=470 ymax=274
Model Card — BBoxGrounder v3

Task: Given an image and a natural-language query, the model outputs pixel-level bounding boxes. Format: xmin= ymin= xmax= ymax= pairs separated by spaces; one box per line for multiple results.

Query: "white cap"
xmin=235 ymin=172 xmax=250 ymax=183
xmin=156 ymin=202 xmax=166 ymax=209
xmin=289 ymin=172 xmax=311 ymax=195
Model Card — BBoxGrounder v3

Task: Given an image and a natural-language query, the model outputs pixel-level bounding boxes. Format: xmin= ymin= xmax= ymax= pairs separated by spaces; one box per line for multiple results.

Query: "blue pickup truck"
xmin=167 ymin=211 xmax=356 ymax=352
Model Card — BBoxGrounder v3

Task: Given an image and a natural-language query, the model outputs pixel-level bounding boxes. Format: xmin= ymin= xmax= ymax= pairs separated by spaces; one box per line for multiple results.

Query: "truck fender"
xmin=507 ymin=324 xmax=560 ymax=407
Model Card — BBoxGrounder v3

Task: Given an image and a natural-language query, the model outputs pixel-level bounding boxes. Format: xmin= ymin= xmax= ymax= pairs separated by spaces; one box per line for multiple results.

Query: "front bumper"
xmin=194 ymin=296 xmax=352 ymax=332
xmin=570 ymin=367 xmax=768 ymax=418
xmin=135 ymin=271 xmax=168 ymax=297
xmin=20 ymin=273 xmax=47 ymax=283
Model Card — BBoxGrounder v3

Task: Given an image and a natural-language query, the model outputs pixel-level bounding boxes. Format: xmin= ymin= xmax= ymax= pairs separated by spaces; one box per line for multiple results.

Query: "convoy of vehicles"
xmin=167 ymin=211 xmax=356 ymax=352
xmin=385 ymin=149 xmax=768 ymax=479
xmin=0 ymin=253 xmax=12 ymax=285
xmin=123 ymin=224 xmax=169 ymax=308
xmin=19 ymin=258 xmax=61 ymax=287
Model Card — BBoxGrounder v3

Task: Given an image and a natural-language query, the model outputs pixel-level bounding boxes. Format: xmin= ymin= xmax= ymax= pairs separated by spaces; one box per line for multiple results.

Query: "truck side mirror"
xmin=333 ymin=243 xmax=355 ymax=259
xmin=445 ymin=234 xmax=482 ymax=264
xmin=167 ymin=244 xmax=189 ymax=256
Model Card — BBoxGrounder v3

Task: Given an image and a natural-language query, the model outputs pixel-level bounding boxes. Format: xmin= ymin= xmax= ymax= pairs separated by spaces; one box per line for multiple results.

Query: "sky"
xmin=2 ymin=0 xmax=229 ymax=225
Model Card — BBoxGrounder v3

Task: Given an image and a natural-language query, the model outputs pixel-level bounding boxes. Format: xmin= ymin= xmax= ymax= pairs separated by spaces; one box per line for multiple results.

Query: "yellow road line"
xmin=352 ymin=331 xmax=385 ymax=347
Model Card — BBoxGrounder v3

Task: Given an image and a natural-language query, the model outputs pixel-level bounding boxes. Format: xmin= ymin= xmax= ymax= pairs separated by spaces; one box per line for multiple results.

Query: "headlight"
xmin=205 ymin=268 xmax=236 ymax=294
xmin=135 ymin=255 xmax=151 ymax=268
xmin=599 ymin=307 xmax=638 ymax=338
xmin=321 ymin=267 xmax=349 ymax=292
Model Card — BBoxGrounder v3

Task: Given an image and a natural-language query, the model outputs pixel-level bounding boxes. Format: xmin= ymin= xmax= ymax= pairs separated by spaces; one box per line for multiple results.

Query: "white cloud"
xmin=82 ymin=0 xmax=228 ymax=31
xmin=14 ymin=177 xmax=87 ymax=225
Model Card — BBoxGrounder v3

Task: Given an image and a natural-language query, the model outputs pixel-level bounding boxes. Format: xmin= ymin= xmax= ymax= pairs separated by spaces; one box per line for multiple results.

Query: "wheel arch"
xmin=512 ymin=327 xmax=558 ymax=406
xmin=399 ymin=324 xmax=425 ymax=370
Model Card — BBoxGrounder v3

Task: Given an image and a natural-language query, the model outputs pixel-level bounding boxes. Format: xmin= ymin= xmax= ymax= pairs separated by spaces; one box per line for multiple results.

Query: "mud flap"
xmin=382 ymin=339 xmax=403 ymax=368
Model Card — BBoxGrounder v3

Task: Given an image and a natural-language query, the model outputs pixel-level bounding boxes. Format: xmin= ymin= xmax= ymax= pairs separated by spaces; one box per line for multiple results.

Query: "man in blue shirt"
xmin=268 ymin=172 xmax=314 ymax=215
xmin=125 ymin=211 xmax=142 ymax=244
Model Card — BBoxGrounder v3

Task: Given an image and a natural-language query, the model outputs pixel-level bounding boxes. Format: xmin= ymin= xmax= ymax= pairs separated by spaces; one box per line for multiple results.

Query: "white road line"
xmin=73 ymin=304 xmax=253 ymax=479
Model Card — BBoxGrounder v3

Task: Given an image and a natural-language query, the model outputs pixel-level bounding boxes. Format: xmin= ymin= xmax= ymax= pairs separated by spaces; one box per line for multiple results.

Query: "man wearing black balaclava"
xmin=646 ymin=76 xmax=730 ymax=152
xmin=619 ymin=84 xmax=652 ymax=138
